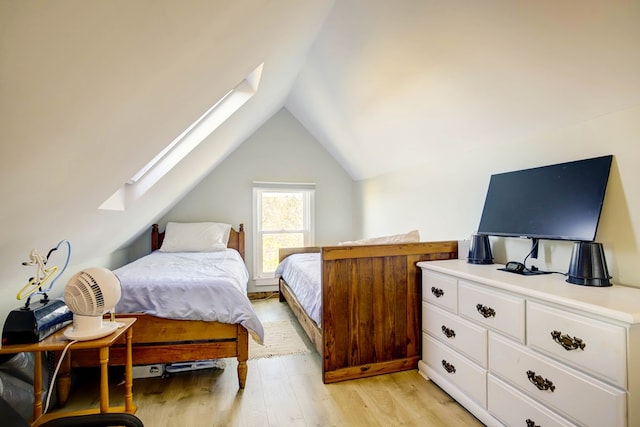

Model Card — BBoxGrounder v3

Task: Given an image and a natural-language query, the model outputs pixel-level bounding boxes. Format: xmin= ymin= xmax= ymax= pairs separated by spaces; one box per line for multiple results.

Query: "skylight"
xmin=100 ymin=63 xmax=264 ymax=211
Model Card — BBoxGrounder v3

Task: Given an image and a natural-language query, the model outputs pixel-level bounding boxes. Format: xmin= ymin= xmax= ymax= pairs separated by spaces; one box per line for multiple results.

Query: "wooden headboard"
xmin=151 ymin=223 xmax=246 ymax=260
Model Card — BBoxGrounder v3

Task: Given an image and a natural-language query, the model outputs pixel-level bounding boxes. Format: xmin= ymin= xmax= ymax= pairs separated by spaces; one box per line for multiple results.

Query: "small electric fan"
xmin=63 ymin=267 xmax=122 ymax=341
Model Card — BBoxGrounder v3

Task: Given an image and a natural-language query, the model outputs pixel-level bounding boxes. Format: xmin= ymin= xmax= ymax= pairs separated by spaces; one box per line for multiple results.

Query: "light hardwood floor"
xmin=53 ymin=297 xmax=483 ymax=426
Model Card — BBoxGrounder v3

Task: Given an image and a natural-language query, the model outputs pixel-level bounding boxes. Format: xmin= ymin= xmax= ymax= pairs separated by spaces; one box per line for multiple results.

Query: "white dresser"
xmin=418 ymin=259 xmax=640 ymax=427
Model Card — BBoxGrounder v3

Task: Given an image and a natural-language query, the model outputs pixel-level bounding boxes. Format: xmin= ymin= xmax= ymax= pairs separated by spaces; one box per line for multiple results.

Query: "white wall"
xmin=129 ymin=108 xmax=355 ymax=292
xmin=355 ymin=104 xmax=640 ymax=288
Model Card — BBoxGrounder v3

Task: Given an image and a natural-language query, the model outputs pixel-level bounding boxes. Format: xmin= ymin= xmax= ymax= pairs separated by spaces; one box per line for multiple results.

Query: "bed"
xmin=58 ymin=222 xmax=263 ymax=404
xmin=276 ymin=240 xmax=458 ymax=383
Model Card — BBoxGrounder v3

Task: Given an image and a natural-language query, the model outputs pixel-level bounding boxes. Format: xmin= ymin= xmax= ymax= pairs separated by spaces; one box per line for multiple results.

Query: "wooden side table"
xmin=0 ymin=317 xmax=136 ymax=426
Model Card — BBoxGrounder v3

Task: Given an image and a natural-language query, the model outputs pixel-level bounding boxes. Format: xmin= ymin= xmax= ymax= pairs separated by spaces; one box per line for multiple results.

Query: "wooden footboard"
xmin=279 ymin=240 xmax=458 ymax=384
xmin=58 ymin=314 xmax=248 ymax=405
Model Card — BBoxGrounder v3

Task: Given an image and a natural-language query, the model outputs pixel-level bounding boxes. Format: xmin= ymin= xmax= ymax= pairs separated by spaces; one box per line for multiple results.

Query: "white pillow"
xmin=338 ymin=230 xmax=420 ymax=246
xmin=159 ymin=222 xmax=232 ymax=252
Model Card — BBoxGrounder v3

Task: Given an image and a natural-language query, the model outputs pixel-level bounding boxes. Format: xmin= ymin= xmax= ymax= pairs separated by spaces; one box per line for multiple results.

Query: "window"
xmin=100 ymin=63 xmax=264 ymax=211
xmin=252 ymin=182 xmax=315 ymax=284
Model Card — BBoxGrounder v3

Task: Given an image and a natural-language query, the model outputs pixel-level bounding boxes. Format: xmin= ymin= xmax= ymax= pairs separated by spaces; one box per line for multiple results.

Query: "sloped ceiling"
xmin=1 ymin=0 xmax=640 ymax=318
xmin=287 ymin=0 xmax=640 ymax=179
xmin=0 ymin=0 xmax=334 ymax=315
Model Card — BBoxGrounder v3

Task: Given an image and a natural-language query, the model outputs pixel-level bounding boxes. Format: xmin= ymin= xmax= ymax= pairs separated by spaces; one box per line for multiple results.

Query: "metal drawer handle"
xmin=551 ymin=330 xmax=586 ymax=351
xmin=441 ymin=359 xmax=456 ymax=374
xmin=526 ymin=419 xmax=540 ymax=427
xmin=431 ymin=286 xmax=444 ymax=298
xmin=441 ymin=325 xmax=456 ymax=339
xmin=526 ymin=370 xmax=555 ymax=392
xmin=476 ymin=303 xmax=496 ymax=318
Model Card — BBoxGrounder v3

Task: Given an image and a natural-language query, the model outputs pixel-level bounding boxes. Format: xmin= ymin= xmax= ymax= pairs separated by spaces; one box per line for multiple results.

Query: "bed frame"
xmin=278 ymin=240 xmax=458 ymax=383
xmin=57 ymin=223 xmax=249 ymax=405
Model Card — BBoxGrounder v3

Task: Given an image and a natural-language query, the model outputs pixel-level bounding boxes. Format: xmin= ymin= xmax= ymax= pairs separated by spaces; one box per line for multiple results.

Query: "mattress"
xmin=275 ymin=252 xmax=322 ymax=326
xmin=114 ymin=249 xmax=264 ymax=343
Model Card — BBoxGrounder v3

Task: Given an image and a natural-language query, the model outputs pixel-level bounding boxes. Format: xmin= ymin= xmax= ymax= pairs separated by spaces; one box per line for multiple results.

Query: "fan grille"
xmin=66 ymin=271 xmax=105 ymax=315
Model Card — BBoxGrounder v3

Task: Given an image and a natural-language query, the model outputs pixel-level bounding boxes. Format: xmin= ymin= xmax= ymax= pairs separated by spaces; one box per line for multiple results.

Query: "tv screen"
xmin=477 ymin=155 xmax=613 ymax=242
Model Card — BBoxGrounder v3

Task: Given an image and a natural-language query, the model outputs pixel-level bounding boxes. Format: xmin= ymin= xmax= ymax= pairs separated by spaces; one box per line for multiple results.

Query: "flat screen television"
xmin=477 ymin=155 xmax=613 ymax=243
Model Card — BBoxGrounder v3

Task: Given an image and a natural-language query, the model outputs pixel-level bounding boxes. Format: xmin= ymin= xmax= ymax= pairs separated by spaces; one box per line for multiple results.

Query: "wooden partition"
xmin=279 ymin=241 xmax=458 ymax=383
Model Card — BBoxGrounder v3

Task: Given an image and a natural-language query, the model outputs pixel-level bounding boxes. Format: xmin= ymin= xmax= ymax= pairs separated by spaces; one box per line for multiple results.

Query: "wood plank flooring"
xmin=52 ymin=297 xmax=483 ymax=426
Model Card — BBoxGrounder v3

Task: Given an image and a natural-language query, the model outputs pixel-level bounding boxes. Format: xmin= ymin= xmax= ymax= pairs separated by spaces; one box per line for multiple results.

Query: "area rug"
xmin=249 ymin=320 xmax=311 ymax=359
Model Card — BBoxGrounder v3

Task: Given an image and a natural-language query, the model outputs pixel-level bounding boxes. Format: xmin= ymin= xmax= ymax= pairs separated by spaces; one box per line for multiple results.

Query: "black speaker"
xmin=566 ymin=242 xmax=612 ymax=287
xmin=467 ymin=234 xmax=493 ymax=264
xmin=2 ymin=299 xmax=71 ymax=345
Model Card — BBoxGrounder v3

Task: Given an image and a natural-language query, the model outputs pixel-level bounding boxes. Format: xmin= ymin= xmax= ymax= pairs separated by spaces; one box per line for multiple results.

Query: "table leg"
xmin=124 ymin=326 xmax=134 ymax=413
xmin=33 ymin=352 xmax=43 ymax=420
xmin=99 ymin=346 xmax=109 ymax=413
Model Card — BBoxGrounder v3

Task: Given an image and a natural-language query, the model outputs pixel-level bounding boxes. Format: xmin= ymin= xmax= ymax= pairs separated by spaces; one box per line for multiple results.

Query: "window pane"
xmin=262 ymin=233 xmax=304 ymax=273
xmin=261 ymin=192 xmax=303 ymax=230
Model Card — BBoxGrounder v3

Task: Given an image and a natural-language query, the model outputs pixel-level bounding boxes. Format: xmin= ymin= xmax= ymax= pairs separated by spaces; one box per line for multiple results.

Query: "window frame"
xmin=99 ymin=63 xmax=263 ymax=211
xmin=252 ymin=182 xmax=315 ymax=285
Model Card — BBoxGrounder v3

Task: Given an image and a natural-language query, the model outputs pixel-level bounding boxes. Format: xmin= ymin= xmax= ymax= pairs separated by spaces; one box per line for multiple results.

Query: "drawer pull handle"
xmin=476 ymin=303 xmax=496 ymax=318
xmin=551 ymin=330 xmax=586 ymax=351
xmin=441 ymin=325 xmax=456 ymax=339
xmin=526 ymin=419 xmax=540 ymax=427
xmin=526 ymin=370 xmax=555 ymax=392
xmin=441 ymin=359 xmax=456 ymax=374
xmin=431 ymin=287 xmax=444 ymax=298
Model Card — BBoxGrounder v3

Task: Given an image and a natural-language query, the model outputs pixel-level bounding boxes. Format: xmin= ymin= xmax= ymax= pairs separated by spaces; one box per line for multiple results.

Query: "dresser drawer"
xmin=459 ymin=281 xmax=525 ymax=342
xmin=422 ymin=302 xmax=488 ymax=367
xmin=422 ymin=270 xmax=458 ymax=313
xmin=489 ymin=333 xmax=626 ymax=427
xmin=527 ymin=301 xmax=627 ymax=388
xmin=422 ymin=333 xmax=487 ymax=407
xmin=488 ymin=374 xmax=577 ymax=427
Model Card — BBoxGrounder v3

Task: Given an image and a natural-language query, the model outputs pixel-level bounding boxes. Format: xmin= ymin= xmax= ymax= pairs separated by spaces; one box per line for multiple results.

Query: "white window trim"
xmin=252 ymin=182 xmax=315 ymax=285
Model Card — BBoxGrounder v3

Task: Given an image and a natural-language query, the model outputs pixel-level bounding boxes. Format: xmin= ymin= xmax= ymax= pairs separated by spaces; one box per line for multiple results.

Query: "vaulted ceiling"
xmin=0 ymin=0 xmax=335 ymax=306
xmin=1 ymin=0 xmax=639 ymax=314
xmin=288 ymin=0 xmax=640 ymax=179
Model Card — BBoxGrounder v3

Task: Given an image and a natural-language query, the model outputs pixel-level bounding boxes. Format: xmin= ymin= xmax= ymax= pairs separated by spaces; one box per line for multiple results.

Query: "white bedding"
xmin=114 ymin=249 xmax=264 ymax=343
xmin=275 ymin=253 xmax=322 ymax=326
